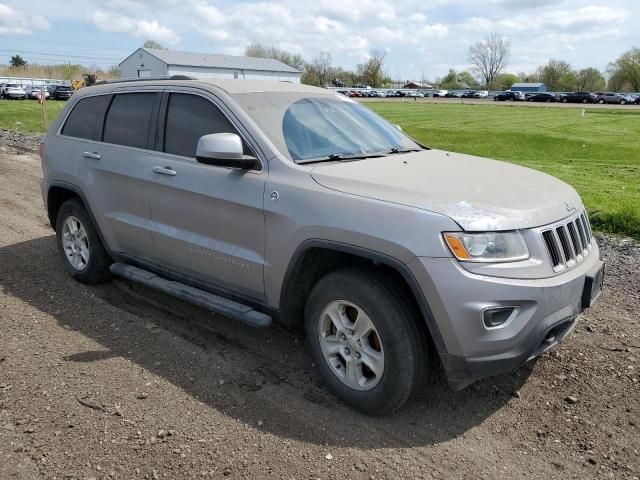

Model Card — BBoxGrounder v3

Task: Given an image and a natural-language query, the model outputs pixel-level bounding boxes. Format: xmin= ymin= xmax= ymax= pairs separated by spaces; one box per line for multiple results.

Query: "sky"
xmin=1 ymin=0 xmax=638 ymax=81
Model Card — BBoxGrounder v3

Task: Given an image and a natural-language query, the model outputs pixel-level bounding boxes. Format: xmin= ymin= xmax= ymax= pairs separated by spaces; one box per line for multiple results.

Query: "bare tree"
xmin=468 ymin=33 xmax=511 ymax=88
xmin=362 ymin=48 xmax=386 ymax=87
xmin=311 ymin=51 xmax=333 ymax=87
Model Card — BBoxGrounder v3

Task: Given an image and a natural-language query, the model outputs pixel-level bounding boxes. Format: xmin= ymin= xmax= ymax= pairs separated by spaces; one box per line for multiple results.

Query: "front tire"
xmin=55 ymin=198 xmax=111 ymax=284
xmin=305 ymin=268 xmax=429 ymax=415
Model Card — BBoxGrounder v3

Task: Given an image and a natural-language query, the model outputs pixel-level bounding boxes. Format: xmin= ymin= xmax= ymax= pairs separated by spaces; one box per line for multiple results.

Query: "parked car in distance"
xmin=41 ymin=78 xmax=604 ymax=415
xmin=433 ymin=89 xmax=448 ymax=97
xmin=48 ymin=84 xmax=73 ymax=100
xmin=494 ymin=91 xmax=513 ymax=101
xmin=526 ymin=93 xmax=558 ymax=103
xmin=557 ymin=92 xmax=595 ymax=104
xmin=594 ymin=92 xmax=632 ymax=105
xmin=1 ymin=83 xmax=27 ymax=99
xmin=494 ymin=91 xmax=525 ymax=101
xmin=25 ymin=85 xmax=51 ymax=100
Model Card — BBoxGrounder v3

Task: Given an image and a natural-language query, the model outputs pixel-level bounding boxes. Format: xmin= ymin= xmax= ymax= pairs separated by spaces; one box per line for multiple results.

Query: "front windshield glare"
xmin=232 ymin=93 xmax=420 ymax=162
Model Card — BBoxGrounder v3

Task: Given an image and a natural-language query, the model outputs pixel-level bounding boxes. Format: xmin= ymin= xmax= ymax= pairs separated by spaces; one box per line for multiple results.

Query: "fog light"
xmin=483 ymin=307 xmax=517 ymax=329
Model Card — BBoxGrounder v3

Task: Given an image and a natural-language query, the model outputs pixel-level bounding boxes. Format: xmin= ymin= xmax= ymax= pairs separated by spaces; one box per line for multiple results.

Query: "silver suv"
xmin=40 ymin=77 xmax=604 ymax=414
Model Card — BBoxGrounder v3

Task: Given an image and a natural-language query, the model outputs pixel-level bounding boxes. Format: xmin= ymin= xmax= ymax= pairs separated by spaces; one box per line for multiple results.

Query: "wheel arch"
xmin=278 ymin=239 xmax=448 ymax=356
xmin=46 ymin=182 xmax=110 ymax=252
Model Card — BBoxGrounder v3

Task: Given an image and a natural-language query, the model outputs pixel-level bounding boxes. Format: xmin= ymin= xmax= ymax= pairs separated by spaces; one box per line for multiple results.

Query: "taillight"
xmin=39 ymin=142 xmax=45 ymax=160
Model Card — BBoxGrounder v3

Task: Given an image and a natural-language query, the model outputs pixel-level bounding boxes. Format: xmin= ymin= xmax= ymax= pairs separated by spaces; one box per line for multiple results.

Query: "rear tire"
xmin=55 ymin=198 xmax=111 ymax=284
xmin=305 ymin=268 xmax=429 ymax=415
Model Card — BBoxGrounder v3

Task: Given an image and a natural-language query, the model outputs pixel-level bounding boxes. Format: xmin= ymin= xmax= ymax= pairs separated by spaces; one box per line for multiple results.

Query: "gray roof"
xmin=511 ymin=83 xmax=545 ymax=88
xmin=81 ymin=78 xmax=328 ymax=97
xmin=134 ymin=48 xmax=301 ymax=74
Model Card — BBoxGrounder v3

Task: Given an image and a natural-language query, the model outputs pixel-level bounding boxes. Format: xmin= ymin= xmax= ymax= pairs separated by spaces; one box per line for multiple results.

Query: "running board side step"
xmin=109 ymin=263 xmax=272 ymax=328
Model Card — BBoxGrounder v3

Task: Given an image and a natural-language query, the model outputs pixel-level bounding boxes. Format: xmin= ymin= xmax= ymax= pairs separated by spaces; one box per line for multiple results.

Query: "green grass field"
xmin=0 ymin=99 xmax=67 ymax=133
xmin=1 ymin=99 xmax=639 ymax=238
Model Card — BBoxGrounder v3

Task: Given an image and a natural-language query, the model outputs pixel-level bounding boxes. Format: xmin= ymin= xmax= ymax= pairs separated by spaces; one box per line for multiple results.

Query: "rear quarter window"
xmin=61 ymin=95 xmax=111 ymax=141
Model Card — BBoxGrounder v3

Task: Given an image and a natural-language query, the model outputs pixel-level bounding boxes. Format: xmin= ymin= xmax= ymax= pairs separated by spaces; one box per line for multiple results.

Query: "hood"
xmin=310 ymin=149 xmax=582 ymax=231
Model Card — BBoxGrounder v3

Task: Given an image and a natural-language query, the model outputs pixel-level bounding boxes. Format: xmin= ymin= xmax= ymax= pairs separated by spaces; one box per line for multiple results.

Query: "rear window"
xmin=61 ymin=95 xmax=111 ymax=141
xmin=103 ymin=93 xmax=158 ymax=149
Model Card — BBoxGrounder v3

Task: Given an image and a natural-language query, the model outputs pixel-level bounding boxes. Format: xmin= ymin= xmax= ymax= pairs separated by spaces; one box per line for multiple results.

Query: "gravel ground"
xmin=0 ymin=134 xmax=638 ymax=480
xmin=0 ymin=129 xmax=42 ymax=152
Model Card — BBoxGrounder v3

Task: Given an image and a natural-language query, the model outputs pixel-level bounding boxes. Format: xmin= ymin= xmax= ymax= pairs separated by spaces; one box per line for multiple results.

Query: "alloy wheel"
xmin=318 ymin=300 xmax=385 ymax=391
xmin=61 ymin=216 xmax=90 ymax=271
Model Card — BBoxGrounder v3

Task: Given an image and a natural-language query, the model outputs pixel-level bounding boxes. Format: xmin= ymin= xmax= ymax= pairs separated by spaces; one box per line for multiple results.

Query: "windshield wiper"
xmin=388 ymin=147 xmax=422 ymax=154
xmin=297 ymin=152 xmax=388 ymax=164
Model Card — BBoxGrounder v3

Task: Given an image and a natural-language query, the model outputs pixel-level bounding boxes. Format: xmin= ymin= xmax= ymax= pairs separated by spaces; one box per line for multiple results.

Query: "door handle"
xmin=82 ymin=151 xmax=101 ymax=160
xmin=152 ymin=166 xmax=177 ymax=176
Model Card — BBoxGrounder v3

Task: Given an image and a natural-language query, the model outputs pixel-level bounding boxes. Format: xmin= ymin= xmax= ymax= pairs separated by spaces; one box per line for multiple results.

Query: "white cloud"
xmin=460 ymin=17 xmax=494 ymax=32
xmin=0 ymin=3 xmax=49 ymax=35
xmin=89 ymin=11 xmax=180 ymax=46
xmin=3 ymin=0 xmax=638 ymax=82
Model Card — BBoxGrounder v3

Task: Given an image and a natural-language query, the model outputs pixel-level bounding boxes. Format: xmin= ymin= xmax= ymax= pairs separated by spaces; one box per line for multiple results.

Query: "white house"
xmin=119 ymin=48 xmax=302 ymax=83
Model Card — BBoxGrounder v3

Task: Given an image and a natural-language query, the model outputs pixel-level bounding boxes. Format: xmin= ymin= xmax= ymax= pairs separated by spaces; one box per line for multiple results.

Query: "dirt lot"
xmin=0 ymin=132 xmax=638 ymax=480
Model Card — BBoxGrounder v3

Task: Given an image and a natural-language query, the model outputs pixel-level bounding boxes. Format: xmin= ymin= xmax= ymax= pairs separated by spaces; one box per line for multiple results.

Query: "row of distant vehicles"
xmin=495 ymin=90 xmax=640 ymax=104
xmin=0 ymin=83 xmax=73 ymax=101
xmin=336 ymin=87 xmax=640 ymax=105
xmin=337 ymin=89 xmax=490 ymax=98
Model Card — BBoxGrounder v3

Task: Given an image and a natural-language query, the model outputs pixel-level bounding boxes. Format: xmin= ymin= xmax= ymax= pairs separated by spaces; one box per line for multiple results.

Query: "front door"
xmin=146 ymin=91 xmax=267 ymax=300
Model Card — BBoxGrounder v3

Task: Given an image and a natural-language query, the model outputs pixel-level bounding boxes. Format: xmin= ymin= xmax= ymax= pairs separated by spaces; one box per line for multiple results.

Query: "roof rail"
xmin=94 ymin=75 xmax=197 ymax=86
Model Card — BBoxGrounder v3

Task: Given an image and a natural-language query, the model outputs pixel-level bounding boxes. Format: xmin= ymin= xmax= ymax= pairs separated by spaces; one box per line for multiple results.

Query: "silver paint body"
xmin=41 ymin=79 xmax=601 ymax=383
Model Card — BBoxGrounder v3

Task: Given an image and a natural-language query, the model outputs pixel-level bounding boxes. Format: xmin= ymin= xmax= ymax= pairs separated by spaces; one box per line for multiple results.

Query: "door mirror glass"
xmin=195 ymin=133 xmax=257 ymax=169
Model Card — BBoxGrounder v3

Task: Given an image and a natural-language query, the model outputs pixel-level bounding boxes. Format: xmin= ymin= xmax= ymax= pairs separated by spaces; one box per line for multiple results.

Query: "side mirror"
xmin=394 ymin=124 xmax=403 ymax=131
xmin=196 ymin=133 xmax=257 ymax=169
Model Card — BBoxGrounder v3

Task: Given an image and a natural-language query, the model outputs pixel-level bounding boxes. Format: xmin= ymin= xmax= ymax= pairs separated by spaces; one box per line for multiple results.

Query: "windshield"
xmin=232 ymin=92 xmax=420 ymax=162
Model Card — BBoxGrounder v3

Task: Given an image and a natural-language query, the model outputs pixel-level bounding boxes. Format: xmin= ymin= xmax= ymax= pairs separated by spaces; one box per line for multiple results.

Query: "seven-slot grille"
xmin=541 ymin=212 xmax=593 ymax=272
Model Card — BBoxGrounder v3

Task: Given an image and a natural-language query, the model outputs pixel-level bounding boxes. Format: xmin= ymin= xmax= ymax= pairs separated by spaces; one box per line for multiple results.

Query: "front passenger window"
xmin=164 ymin=93 xmax=250 ymax=158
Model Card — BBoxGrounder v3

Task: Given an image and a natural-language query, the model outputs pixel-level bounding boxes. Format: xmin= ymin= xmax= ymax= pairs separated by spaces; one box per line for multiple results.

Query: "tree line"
xmin=3 ymin=54 xmax=120 ymax=82
xmin=247 ymin=36 xmax=640 ymax=92
xmin=245 ymin=43 xmax=392 ymax=88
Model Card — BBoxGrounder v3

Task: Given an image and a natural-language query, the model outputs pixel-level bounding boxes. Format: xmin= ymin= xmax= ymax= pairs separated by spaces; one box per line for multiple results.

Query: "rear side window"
xmin=164 ymin=93 xmax=247 ymax=158
xmin=103 ymin=93 xmax=158 ymax=149
xmin=61 ymin=95 xmax=111 ymax=141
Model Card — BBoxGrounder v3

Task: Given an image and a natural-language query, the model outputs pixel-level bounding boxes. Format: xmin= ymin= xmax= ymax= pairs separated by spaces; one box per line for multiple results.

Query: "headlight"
xmin=443 ymin=231 xmax=529 ymax=262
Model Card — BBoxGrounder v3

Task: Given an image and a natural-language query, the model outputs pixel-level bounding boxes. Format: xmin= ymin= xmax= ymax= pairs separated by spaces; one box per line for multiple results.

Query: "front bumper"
xmin=408 ymin=245 xmax=603 ymax=390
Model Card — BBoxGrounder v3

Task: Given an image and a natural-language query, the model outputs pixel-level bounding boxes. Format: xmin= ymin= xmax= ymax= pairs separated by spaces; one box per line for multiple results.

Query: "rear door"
xmin=145 ymin=89 xmax=267 ymax=300
xmin=58 ymin=90 xmax=161 ymax=258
